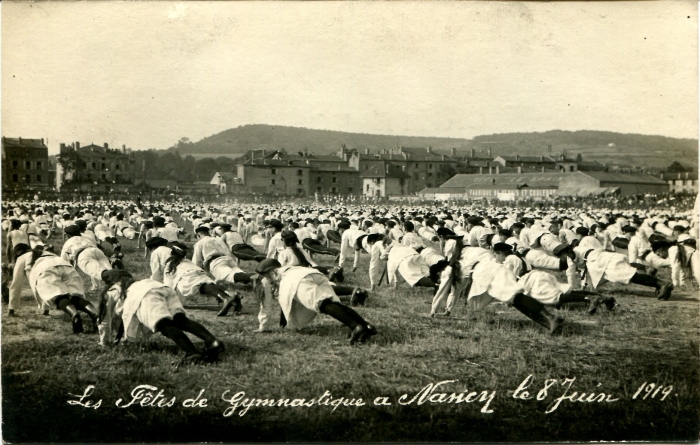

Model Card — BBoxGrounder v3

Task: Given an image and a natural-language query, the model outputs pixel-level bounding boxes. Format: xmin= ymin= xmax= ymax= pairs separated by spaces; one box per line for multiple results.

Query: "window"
xmin=91 ymin=162 xmax=97 ymax=169
xmin=12 ymin=174 xmax=18 ymax=183
xmin=102 ymin=163 xmax=107 ymax=170
xmin=366 ymin=184 xmax=370 ymax=191
xmin=116 ymin=175 xmax=121 ymax=182
xmin=102 ymin=173 xmax=107 ymax=180
xmin=87 ymin=173 xmax=92 ymax=180
xmin=364 ymin=165 xmax=369 ymax=170
xmin=375 ymin=190 xmax=381 ymax=197
xmin=298 ymin=179 xmax=303 ymax=185
xmin=428 ymin=172 xmax=433 ymax=178
xmin=316 ymin=177 xmax=322 ymax=183
xmin=36 ymin=175 xmax=42 ymax=182
xmin=331 ymin=187 xmax=337 ymax=194
xmin=413 ymin=173 xmax=419 ymax=180
xmin=271 ymin=169 xmax=276 ymax=175
xmin=25 ymin=161 xmax=31 ymax=169
xmin=271 ymin=179 xmax=276 ymax=185
xmin=414 ymin=163 xmax=419 ymax=168
xmin=12 ymin=160 xmax=18 ymax=169
xmin=297 ymin=189 xmax=303 ymax=195
xmin=116 ymin=164 xmax=120 ymax=171
xmin=297 ymin=169 xmax=303 ymax=176
xmin=25 ymin=174 xmax=31 ymax=183
xmin=348 ymin=187 xmax=353 ymax=193
xmin=428 ymin=164 xmax=433 ymax=169
xmin=332 ymin=177 xmax=337 ymax=183
xmin=316 ymin=187 xmax=322 ymax=193
xmin=36 ymin=161 xmax=42 ymax=169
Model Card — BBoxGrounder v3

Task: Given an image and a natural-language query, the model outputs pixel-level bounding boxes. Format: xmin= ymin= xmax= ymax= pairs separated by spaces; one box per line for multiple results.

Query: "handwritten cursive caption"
xmin=67 ymin=376 xmax=677 ymax=416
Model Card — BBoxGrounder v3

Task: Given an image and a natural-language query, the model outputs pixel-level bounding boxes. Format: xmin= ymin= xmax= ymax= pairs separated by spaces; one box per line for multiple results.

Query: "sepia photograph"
xmin=1 ymin=1 xmax=699 ymax=442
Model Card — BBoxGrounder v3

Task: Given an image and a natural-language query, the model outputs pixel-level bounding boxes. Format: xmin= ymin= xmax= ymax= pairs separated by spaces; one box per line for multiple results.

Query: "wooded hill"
xmin=168 ymin=125 xmax=698 ymax=169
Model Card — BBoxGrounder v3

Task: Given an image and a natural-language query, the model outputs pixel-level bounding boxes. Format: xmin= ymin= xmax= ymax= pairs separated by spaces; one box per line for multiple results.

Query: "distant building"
xmin=58 ymin=142 xmax=137 ymax=191
xmin=558 ymin=172 xmax=668 ymax=195
xmin=344 ymin=146 xmax=458 ymax=194
xmin=425 ymin=170 xmax=667 ymax=199
xmin=2 ymin=137 xmax=50 ymax=190
xmin=660 ymin=172 xmax=698 ymax=193
xmin=492 ymin=155 xmax=557 ymax=170
xmin=210 ymin=172 xmax=237 ymax=194
xmin=360 ymin=162 xmax=411 ymax=198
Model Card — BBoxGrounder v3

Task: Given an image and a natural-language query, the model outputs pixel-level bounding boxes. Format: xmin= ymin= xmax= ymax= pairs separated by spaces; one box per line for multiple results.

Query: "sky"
xmin=2 ymin=2 xmax=698 ymax=154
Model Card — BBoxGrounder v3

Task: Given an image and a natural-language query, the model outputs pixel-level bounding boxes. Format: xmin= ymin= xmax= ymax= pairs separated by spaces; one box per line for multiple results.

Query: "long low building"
xmin=419 ymin=171 xmax=669 ymax=200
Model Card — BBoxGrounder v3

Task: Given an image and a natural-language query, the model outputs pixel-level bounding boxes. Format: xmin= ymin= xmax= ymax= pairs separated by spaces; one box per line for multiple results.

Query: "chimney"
xmin=365 ymin=148 xmax=370 ymax=155
xmin=60 ymin=143 xmax=66 ymax=151
xmin=451 ymin=148 xmax=456 ymax=157
xmin=426 ymin=146 xmax=432 ymax=154
xmin=471 ymin=148 xmax=475 ymax=158
xmin=41 ymin=138 xmax=44 ymax=144
xmin=18 ymin=137 xmax=22 ymax=145
xmin=76 ymin=142 xmax=80 ymax=150
xmin=104 ymin=143 xmax=109 ymax=149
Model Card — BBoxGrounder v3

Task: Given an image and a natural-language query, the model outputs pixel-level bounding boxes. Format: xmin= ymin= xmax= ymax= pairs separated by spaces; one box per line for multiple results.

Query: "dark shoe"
xmin=604 ymin=296 xmax=616 ymax=311
xmin=327 ymin=266 xmax=344 ymax=283
xmin=350 ymin=288 xmax=368 ymax=306
xmin=217 ymin=297 xmax=235 ymax=317
xmin=72 ymin=313 xmax=84 ymax=334
xmin=232 ymin=293 xmax=243 ymax=314
xmin=42 ymin=309 xmax=50 ymax=316
xmin=657 ymin=283 xmax=673 ymax=301
xmin=204 ymin=340 xmax=225 ymax=362
xmin=350 ymin=324 xmax=377 ymax=345
xmin=441 ymin=310 xmax=451 ymax=317
xmin=8 ymin=309 xmax=15 ymax=317
xmin=586 ymin=296 xmax=606 ymax=315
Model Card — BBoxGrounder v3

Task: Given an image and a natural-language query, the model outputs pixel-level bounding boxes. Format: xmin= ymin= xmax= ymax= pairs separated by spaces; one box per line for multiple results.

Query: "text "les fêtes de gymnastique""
xmin=67 ymin=376 xmax=676 ymax=416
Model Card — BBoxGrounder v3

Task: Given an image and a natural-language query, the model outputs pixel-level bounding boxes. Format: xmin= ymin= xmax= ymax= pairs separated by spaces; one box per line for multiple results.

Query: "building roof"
xmin=312 ymin=165 xmax=358 ymax=172
xmin=576 ymin=171 xmax=667 ymax=185
xmin=245 ymin=159 xmax=313 ymax=168
xmin=2 ymin=137 xmax=47 ymax=149
xmin=360 ymin=162 xmax=411 ymax=179
xmin=77 ymin=144 xmax=132 ymax=158
xmin=496 ymin=155 xmax=556 ymax=163
xmin=556 ymin=187 xmax=620 ymax=197
xmin=440 ymin=172 xmax=569 ymax=188
xmin=417 ymin=187 xmax=466 ymax=195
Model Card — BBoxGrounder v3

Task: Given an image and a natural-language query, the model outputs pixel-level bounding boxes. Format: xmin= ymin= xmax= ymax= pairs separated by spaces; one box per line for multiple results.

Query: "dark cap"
xmin=437 ymin=227 xmax=455 ymax=237
xmin=146 ymin=236 xmax=169 ymax=249
xmin=493 ymin=242 xmax=513 ymax=253
xmin=64 ymin=225 xmax=81 ymax=237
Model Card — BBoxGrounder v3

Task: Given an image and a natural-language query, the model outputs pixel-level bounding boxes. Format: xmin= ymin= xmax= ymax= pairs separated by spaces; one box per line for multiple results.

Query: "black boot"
xmin=350 ymin=288 xmax=369 ymax=307
xmin=557 ymin=290 xmax=602 ymax=314
xmin=511 ymin=293 xmax=564 ymax=335
xmin=65 ymin=306 xmax=84 ymax=334
xmin=70 ymin=295 xmax=100 ymax=333
xmin=331 ymin=285 xmax=355 ymax=296
xmin=156 ymin=318 xmax=201 ymax=357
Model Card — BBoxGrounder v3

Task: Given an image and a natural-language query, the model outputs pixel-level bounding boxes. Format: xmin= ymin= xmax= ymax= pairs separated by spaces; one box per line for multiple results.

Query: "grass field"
xmin=2 ymin=229 xmax=699 ymax=443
